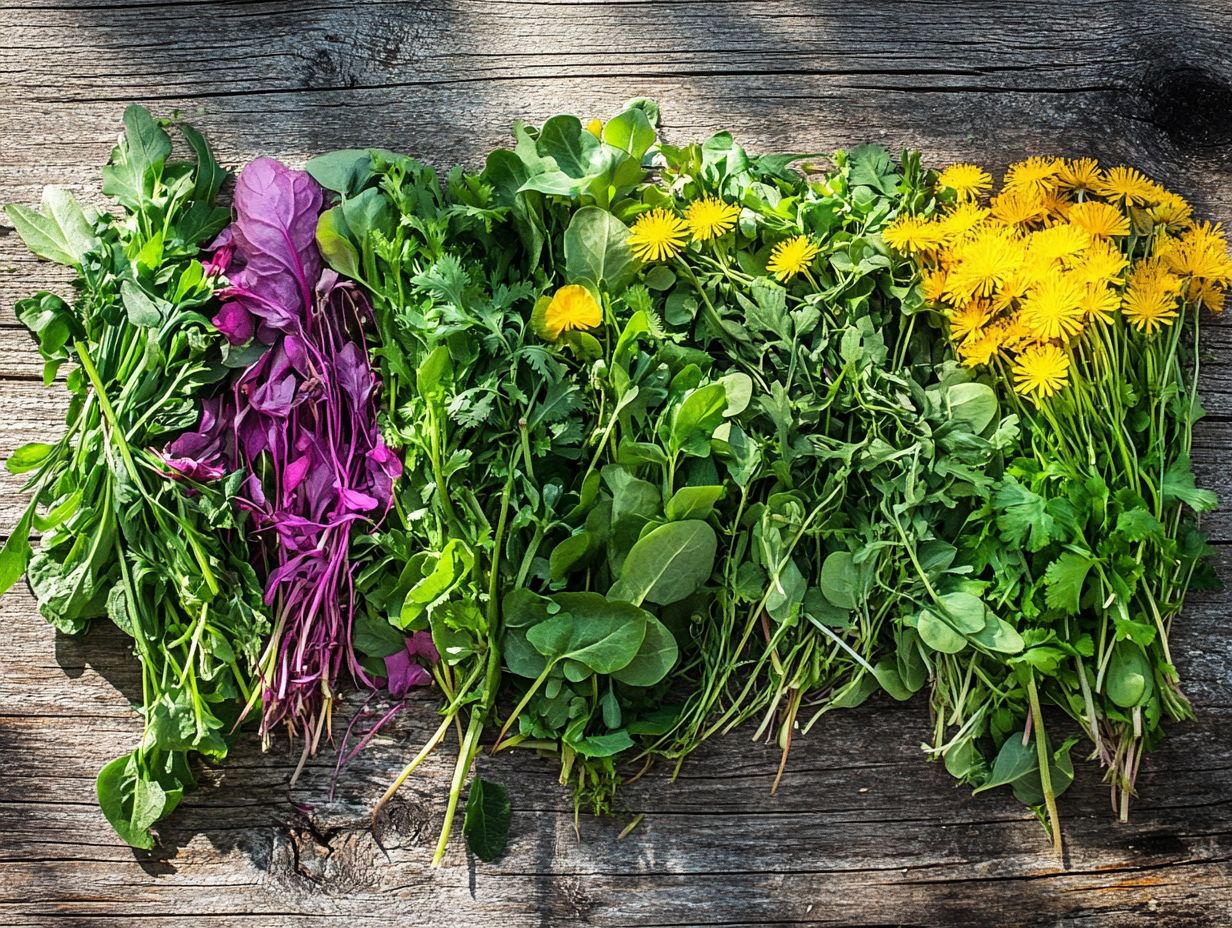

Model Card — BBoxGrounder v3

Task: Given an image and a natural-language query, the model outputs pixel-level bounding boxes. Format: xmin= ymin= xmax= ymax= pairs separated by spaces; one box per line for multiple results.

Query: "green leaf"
xmin=604 ymin=465 xmax=660 ymax=534
xmin=416 ymin=344 xmax=453 ymax=399
xmin=564 ymin=206 xmax=639 ymax=293
xmin=538 ymin=115 xmax=598 ymax=177
xmin=341 ymin=187 xmax=395 ymax=241
xmin=1115 ymin=508 xmax=1164 ymax=542
xmin=1106 ymin=642 xmax=1153 ymax=708
xmin=6 ymin=442 xmax=55 ymax=475
xmin=568 ymin=729 xmax=635 ymax=758
xmin=1043 ymin=552 xmax=1092 ymax=614
xmin=937 ymin=591 xmax=986 ymax=634
xmin=96 ymin=751 xmax=183 ymax=850
xmin=353 ymin=609 xmax=408 ymax=659
xmin=120 ymin=280 xmax=164 ymax=327
xmin=974 ymin=735 xmax=1077 ymax=806
xmin=6 ymin=187 xmax=97 ymax=266
xmin=102 ymin=105 xmax=172 ymax=208
xmin=609 ymin=519 xmax=718 ymax=606
xmin=970 ymin=615 xmax=1025 ymax=654
xmin=463 ymin=778 xmax=511 ymax=863
xmin=610 ymin=615 xmax=678 ymax=686
xmin=305 ymin=148 xmax=377 ymax=195
xmin=0 ymin=499 xmax=36 ymax=597
xmin=1162 ymin=456 xmax=1217 ymax=513
xmin=873 ymin=658 xmax=916 ymax=701
xmin=602 ymin=108 xmax=657 ymax=160
xmin=670 ymin=383 xmax=728 ymax=458
xmin=916 ymin=607 xmax=968 ymax=654
xmin=819 ymin=551 xmax=859 ymax=610
xmin=765 ymin=557 xmax=807 ymax=624
xmin=665 ymin=485 xmax=726 ymax=522
xmin=398 ymin=540 xmax=471 ymax=629
xmin=549 ymin=531 xmax=593 ymax=581
xmin=178 ymin=120 xmax=228 ymax=203
xmin=528 ymin=593 xmax=649 ymax=676
xmin=316 ymin=207 xmax=361 ymax=280
xmin=993 ymin=477 xmax=1068 ymax=551
xmin=946 ymin=382 xmax=998 ymax=434
xmin=971 ymin=736 xmax=1035 ymax=797
xmin=719 ymin=372 xmax=754 ymax=417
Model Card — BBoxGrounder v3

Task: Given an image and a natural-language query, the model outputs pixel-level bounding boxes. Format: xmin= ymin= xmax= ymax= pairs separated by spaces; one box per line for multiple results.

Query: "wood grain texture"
xmin=2 ymin=2 xmax=1232 ymax=926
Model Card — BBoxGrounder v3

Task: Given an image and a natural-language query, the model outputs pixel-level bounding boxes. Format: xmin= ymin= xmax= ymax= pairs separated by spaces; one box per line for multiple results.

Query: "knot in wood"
xmin=1144 ymin=65 xmax=1232 ymax=150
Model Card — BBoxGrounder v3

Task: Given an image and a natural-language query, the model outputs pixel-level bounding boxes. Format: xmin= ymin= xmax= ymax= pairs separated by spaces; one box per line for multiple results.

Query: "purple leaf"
xmin=159 ymin=453 xmax=226 ymax=482
xmin=383 ymin=649 xmax=432 ymax=698
xmin=407 ymin=631 xmax=440 ymax=664
xmin=225 ymin=157 xmax=324 ymax=335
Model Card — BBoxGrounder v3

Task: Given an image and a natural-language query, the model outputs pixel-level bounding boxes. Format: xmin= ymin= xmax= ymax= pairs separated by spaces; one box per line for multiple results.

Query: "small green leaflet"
xmin=1042 ymin=552 xmax=1093 ymax=614
xmin=1162 ymin=456 xmax=1217 ymax=513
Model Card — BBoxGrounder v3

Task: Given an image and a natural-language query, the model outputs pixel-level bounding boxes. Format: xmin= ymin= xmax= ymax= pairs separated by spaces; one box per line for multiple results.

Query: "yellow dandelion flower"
xmin=1026 ymin=223 xmax=1091 ymax=264
xmin=1056 ymin=158 xmax=1103 ymax=191
xmin=767 ymin=235 xmax=821 ymax=281
xmin=628 ymin=209 xmax=690 ymax=262
xmin=1127 ymin=256 xmax=1183 ymax=297
xmin=1004 ymin=156 xmax=1063 ymax=192
xmin=1196 ymin=280 xmax=1227 ymax=313
xmin=1159 ymin=222 xmax=1232 ymax=282
xmin=1070 ymin=239 xmax=1129 ymax=287
xmin=990 ymin=271 xmax=1032 ymax=312
xmin=585 ymin=118 xmax=603 ymax=138
xmin=937 ymin=203 xmax=990 ymax=242
xmin=1150 ymin=191 xmax=1194 ymax=231
xmin=1067 ymin=201 xmax=1131 ymax=238
xmin=883 ymin=215 xmax=945 ymax=254
xmin=949 ymin=300 xmax=991 ymax=342
xmin=944 ymin=228 xmax=1025 ymax=301
xmin=958 ymin=331 xmax=1002 ymax=368
xmin=991 ymin=187 xmax=1049 ymax=227
xmin=1098 ymin=166 xmax=1159 ymax=206
xmin=1080 ymin=285 xmax=1120 ymax=325
xmin=1040 ymin=186 xmax=1073 ymax=220
xmin=938 ymin=163 xmax=993 ymax=200
xmin=1013 ymin=344 xmax=1070 ymax=398
xmin=1021 ymin=273 xmax=1086 ymax=340
xmin=535 ymin=284 xmax=602 ymax=340
xmin=684 ymin=196 xmax=741 ymax=242
xmin=1122 ymin=285 xmax=1179 ymax=333
xmin=922 ymin=268 xmax=949 ymax=302
xmin=996 ymin=313 xmax=1035 ymax=351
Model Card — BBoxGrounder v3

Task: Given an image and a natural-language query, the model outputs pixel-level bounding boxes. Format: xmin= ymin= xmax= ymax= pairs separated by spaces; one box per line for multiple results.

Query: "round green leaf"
xmin=916 ymin=608 xmax=968 ymax=654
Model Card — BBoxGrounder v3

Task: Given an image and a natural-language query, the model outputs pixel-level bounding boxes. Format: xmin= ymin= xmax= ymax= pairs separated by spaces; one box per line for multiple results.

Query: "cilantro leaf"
xmin=1162 ymin=456 xmax=1217 ymax=513
xmin=1043 ymin=552 xmax=1092 ymax=614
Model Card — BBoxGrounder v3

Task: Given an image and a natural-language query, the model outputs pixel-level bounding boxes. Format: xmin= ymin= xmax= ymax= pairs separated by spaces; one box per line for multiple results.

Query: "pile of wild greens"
xmin=2 ymin=102 xmax=1220 ymax=860
xmin=1 ymin=107 xmax=267 ymax=848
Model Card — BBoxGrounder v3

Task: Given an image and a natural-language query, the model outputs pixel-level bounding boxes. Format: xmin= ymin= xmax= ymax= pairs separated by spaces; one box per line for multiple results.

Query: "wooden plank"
xmin=2 ymin=1 xmax=1232 ymax=925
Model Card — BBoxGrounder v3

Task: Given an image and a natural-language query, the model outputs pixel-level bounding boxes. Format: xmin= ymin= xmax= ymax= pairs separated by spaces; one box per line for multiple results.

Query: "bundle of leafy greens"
xmin=465 ymin=108 xmax=1024 ymax=805
xmin=302 ymin=135 xmax=684 ymax=863
xmin=1 ymin=107 xmax=268 ymax=848
xmin=168 ymin=158 xmax=403 ymax=769
xmin=886 ymin=158 xmax=1223 ymax=852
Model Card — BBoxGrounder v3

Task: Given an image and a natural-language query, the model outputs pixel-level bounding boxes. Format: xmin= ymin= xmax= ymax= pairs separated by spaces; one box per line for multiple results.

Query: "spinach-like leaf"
xmin=608 ymin=519 xmax=718 ymax=607
xmin=462 ymin=777 xmax=511 ymax=863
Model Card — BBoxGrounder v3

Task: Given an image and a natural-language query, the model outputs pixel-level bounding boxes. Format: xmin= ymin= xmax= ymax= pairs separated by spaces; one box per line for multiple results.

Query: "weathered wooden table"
xmin=2 ymin=2 xmax=1231 ymax=925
